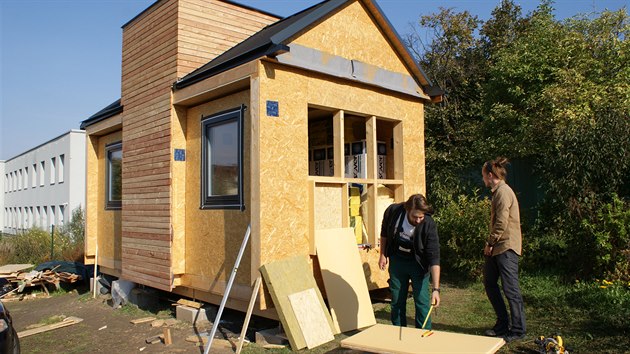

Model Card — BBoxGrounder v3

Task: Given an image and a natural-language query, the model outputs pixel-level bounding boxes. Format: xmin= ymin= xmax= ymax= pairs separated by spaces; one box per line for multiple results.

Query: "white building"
xmin=1 ymin=130 xmax=86 ymax=234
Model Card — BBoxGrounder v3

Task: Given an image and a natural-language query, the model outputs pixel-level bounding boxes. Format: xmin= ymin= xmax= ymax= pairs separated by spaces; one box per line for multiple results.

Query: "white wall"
xmin=1 ymin=130 xmax=86 ymax=234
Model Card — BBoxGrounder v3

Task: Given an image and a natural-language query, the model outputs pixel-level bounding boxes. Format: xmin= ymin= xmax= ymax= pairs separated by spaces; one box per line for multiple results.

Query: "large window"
xmin=201 ymin=106 xmax=245 ymax=210
xmin=105 ymin=142 xmax=123 ymax=209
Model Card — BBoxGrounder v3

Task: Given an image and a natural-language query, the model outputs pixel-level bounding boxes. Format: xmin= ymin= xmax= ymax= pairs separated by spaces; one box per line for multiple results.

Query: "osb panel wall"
xmin=171 ymin=105 xmax=187 ymax=276
xmin=121 ymin=0 xmax=179 ymax=289
xmin=90 ymin=131 xmax=123 ymax=270
xmin=290 ymin=1 xmax=407 ymax=75
xmin=177 ymin=0 xmax=279 ymax=78
xmin=314 ymin=185 xmax=343 ymax=229
xmin=184 ymin=90 xmax=252 ymax=295
xmin=258 ymin=61 xmax=424 ymax=272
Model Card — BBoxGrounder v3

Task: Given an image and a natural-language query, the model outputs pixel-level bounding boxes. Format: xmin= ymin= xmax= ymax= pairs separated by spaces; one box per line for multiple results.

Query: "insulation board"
xmin=315 ymin=228 xmax=376 ymax=333
xmin=341 ymin=324 xmax=505 ymax=354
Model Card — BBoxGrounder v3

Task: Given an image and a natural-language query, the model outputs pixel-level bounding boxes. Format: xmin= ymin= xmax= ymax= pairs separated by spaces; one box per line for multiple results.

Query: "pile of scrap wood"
xmin=0 ymin=262 xmax=84 ymax=298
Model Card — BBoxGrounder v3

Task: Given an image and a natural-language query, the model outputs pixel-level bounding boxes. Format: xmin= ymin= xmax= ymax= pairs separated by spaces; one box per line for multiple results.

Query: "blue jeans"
xmin=483 ymin=250 xmax=526 ymax=334
xmin=389 ymin=253 xmax=431 ymax=328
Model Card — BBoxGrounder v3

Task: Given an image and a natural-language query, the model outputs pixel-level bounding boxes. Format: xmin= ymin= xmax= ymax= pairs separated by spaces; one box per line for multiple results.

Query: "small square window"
xmin=201 ymin=106 xmax=245 ymax=210
xmin=106 ymin=142 xmax=123 ymax=209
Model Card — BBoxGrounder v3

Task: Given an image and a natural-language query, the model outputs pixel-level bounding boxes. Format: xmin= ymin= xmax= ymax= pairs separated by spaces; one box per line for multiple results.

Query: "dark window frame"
xmin=105 ymin=141 xmax=123 ymax=210
xmin=200 ymin=105 xmax=245 ymax=210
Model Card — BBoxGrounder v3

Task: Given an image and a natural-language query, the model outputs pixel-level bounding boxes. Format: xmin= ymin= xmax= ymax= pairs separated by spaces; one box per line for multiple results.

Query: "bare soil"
xmin=4 ymin=284 xmax=279 ymax=354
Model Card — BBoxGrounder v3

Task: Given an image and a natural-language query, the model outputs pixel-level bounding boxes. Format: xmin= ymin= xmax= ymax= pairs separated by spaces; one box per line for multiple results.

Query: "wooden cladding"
xmin=116 ymin=0 xmax=280 ymax=290
xmin=176 ymin=0 xmax=278 ymax=78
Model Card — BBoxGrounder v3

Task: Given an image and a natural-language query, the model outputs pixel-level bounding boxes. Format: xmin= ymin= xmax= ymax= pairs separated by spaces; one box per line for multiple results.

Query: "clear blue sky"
xmin=1 ymin=0 xmax=626 ymax=160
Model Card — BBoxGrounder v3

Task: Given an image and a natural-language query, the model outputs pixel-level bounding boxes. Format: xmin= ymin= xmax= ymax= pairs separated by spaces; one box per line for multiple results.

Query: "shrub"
xmin=434 ymin=192 xmax=491 ymax=279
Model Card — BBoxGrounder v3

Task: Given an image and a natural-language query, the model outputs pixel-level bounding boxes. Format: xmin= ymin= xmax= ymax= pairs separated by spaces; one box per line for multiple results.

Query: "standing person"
xmin=378 ymin=194 xmax=441 ymax=329
xmin=481 ymin=157 xmax=526 ymax=342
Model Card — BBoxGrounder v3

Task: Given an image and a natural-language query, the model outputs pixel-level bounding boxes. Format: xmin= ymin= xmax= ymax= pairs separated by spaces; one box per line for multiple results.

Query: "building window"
xmin=106 ymin=142 xmax=123 ymax=209
xmin=32 ymin=164 xmax=37 ymax=188
xmin=18 ymin=169 xmax=22 ymax=190
xmin=42 ymin=206 xmax=48 ymax=229
xmin=58 ymin=154 xmax=65 ymax=183
xmin=40 ymin=161 xmax=45 ymax=186
xmin=59 ymin=205 xmax=65 ymax=226
xmin=24 ymin=167 xmax=28 ymax=190
xmin=50 ymin=157 xmax=56 ymax=184
xmin=200 ymin=106 xmax=245 ymax=210
xmin=4 ymin=174 xmax=7 ymax=193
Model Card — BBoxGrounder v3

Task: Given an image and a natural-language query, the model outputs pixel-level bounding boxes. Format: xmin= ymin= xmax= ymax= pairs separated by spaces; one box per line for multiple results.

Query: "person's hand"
xmin=483 ymin=243 xmax=493 ymax=256
xmin=431 ymin=291 xmax=441 ymax=308
xmin=378 ymin=254 xmax=388 ymax=270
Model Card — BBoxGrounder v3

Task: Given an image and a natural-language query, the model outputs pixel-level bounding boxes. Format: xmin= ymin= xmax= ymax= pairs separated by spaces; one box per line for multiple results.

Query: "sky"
xmin=1 ymin=0 xmax=627 ymax=160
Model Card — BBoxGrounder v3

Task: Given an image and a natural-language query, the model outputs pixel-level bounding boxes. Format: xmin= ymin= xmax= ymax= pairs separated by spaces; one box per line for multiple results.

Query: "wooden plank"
xmin=0 ymin=264 xmax=33 ymax=274
xmin=17 ymin=317 xmax=83 ymax=338
xmin=176 ymin=298 xmax=203 ymax=309
xmin=259 ymin=256 xmax=335 ymax=351
xmin=315 ymin=228 xmax=376 ymax=333
xmin=288 ymin=288 xmax=335 ymax=349
xmin=341 ymin=324 xmax=505 ymax=354
xmin=130 ymin=317 xmax=157 ymax=324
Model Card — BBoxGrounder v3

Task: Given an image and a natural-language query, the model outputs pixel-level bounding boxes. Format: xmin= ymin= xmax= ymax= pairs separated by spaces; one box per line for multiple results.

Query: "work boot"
xmin=484 ymin=328 xmax=508 ymax=337
xmin=503 ymin=331 xmax=526 ymax=343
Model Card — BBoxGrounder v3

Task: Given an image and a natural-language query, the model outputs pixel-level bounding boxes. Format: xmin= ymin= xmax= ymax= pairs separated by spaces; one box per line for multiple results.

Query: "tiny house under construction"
xmin=81 ymin=0 xmax=442 ymax=317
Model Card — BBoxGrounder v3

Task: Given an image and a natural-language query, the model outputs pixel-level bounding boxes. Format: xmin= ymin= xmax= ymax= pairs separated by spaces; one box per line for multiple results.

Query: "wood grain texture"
xmin=288 ymin=288 xmax=335 ymax=349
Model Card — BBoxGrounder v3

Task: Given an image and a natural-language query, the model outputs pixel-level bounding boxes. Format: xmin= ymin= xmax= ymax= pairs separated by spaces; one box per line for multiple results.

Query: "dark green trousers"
xmin=388 ymin=252 xmax=432 ymax=328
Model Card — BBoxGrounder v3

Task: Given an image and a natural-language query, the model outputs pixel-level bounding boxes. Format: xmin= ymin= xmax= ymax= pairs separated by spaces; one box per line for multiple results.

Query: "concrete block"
xmin=176 ymin=305 xmax=217 ymax=325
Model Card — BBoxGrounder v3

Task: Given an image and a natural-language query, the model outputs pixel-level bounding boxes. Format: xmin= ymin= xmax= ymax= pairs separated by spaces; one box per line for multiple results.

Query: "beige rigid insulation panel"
xmin=315 ymin=228 xmax=376 ymax=333
xmin=259 ymin=255 xmax=335 ymax=351
xmin=341 ymin=324 xmax=505 ymax=354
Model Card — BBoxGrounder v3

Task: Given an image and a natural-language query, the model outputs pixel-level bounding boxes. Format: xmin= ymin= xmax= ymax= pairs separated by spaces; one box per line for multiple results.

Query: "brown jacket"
xmin=487 ymin=180 xmax=522 ymax=256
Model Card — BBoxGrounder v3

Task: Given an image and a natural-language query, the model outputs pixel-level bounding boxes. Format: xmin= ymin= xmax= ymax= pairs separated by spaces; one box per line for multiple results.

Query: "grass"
xmin=240 ymin=273 xmax=630 ymax=353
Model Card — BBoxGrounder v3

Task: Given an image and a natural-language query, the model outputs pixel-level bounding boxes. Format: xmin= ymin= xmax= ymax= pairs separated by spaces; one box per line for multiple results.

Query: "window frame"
xmin=200 ymin=105 xmax=245 ymax=210
xmin=105 ymin=141 xmax=123 ymax=210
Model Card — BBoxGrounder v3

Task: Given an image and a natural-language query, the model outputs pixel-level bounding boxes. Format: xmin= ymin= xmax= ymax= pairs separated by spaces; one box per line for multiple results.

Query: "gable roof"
xmin=173 ymin=0 xmax=442 ymax=99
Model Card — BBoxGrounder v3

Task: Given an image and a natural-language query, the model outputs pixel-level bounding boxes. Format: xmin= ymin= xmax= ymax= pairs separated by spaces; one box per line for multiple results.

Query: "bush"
xmin=435 ymin=192 xmax=491 ymax=279
xmin=0 ymin=208 xmax=85 ymax=265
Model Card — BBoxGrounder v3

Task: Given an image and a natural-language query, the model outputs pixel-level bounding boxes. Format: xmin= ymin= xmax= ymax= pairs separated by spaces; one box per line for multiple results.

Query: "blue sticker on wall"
xmin=266 ymin=100 xmax=279 ymax=117
xmin=174 ymin=149 xmax=186 ymax=161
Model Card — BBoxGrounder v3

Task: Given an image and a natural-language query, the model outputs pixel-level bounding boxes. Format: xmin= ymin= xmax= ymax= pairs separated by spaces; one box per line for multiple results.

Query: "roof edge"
xmin=80 ymin=99 xmax=123 ymax=129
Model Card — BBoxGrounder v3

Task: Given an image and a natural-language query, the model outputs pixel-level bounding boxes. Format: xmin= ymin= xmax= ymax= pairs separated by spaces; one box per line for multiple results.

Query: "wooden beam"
xmin=366 ymin=116 xmax=377 ymax=180
xmin=333 ymin=110 xmax=344 ymax=178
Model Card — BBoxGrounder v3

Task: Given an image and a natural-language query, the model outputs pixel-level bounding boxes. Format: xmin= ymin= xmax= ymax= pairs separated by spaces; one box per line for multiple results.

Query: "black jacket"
xmin=380 ymin=203 xmax=440 ymax=272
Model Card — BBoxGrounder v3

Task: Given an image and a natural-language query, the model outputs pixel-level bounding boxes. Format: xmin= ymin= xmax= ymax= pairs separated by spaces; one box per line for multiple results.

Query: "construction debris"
xmin=130 ymin=317 xmax=157 ymax=325
xmin=17 ymin=316 xmax=83 ymax=338
xmin=0 ymin=262 xmax=83 ymax=299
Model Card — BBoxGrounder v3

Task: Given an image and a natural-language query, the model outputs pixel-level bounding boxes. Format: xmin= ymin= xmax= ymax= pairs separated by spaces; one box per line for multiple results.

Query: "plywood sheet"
xmin=259 ymin=256 xmax=335 ymax=350
xmin=341 ymin=324 xmax=505 ymax=354
xmin=315 ymin=228 xmax=376 ymax=333
xmin=288 ymin=288 xmax=335 ymax=349
xmin=0 ymin=264 xmax=33 ymax=274
xmin=314 ymin=184 xmax=343 ymax=229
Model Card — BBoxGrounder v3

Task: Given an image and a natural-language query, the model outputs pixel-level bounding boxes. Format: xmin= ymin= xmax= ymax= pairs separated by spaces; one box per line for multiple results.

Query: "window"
xmin=42 ymin=206 xmax=48 ymax=229
xmin=105 ymin=142 xmax=123 ymax=209
xmin=40 ymin=161 xmax=45 ymax=186
xmin=18 ymin=169 xmax=22 ymax=190
xmin=50 ymin=157 xmax=56 ymax=184
xmin=58 ymin=154 xmax=65 ymax=183
xmin=59 ymin=205 xmax=65 ymax=226
xmin=24 ymin=167 xmax=28 ymax=190
xmin=50 ymin=205 xmax=56 ymax=226
xmin=201 ymin=106 xmax=245 ymax=210
xmin=4 ymin=174 xmax=7 ymax=193
xmin=32 ymin=164 xmax=37 ymax=188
